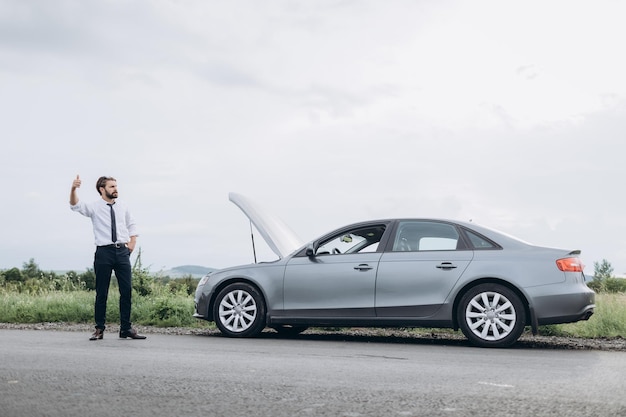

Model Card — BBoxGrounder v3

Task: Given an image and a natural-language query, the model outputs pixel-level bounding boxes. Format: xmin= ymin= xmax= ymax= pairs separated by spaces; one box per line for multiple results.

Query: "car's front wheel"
xmin=213 ymin=283 xmax=266 ymax=337
xmin=457 ymin=283 xmax=526 ymax=348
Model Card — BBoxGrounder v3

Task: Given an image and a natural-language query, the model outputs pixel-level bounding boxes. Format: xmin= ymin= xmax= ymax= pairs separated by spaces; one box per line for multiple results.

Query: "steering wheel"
xmin=332 ymin=248 xmax=342 ymax=254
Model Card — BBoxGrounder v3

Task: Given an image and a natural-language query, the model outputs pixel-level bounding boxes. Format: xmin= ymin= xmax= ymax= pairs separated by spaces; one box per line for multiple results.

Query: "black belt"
xmin=98 ymin=243 xmax=128 ymax=249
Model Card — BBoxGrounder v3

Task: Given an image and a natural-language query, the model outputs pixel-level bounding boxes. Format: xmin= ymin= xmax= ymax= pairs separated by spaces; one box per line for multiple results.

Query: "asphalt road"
xmin=1 ymin=329 xmax=625 ymax=417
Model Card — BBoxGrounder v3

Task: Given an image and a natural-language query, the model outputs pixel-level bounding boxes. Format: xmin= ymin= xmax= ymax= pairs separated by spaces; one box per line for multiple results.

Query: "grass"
xmin=0 ymin=287 xmax=208 ymax=328
xmin=0 ymin=288 xmax=624 ymax=338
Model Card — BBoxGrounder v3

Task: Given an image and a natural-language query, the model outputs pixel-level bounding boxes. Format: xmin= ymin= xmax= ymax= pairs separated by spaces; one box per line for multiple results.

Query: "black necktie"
xmin=107 ymin=203 xmax=117 ymax=243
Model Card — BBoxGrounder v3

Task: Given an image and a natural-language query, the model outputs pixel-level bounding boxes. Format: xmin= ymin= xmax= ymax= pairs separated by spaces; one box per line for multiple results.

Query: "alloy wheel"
xmin=464 ymin=290 xmax=517 ymax=341
xmin=218 ymin=288 xmax=257 ymax=333
xmin=458 ymin=283 xmax=526 ymax=347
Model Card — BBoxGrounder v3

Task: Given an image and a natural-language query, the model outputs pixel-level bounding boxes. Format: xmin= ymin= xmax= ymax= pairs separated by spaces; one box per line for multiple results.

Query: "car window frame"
xmin=387 ymin=220 xmax=468 ymax=252
xmin=294 ymin=221 xmax=393 ymax=258
xmin=459 ymin=226 xmax=502 ymax=250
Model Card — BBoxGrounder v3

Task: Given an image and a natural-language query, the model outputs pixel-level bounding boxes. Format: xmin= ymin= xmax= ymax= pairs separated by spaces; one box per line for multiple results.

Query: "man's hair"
xmin=96 ymin=176 xmax=116 ymax=195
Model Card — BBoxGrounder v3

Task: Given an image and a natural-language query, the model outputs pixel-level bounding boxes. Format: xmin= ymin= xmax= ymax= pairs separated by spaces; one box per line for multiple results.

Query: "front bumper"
xmin=193 ymin=291 xmax=213 ymax=321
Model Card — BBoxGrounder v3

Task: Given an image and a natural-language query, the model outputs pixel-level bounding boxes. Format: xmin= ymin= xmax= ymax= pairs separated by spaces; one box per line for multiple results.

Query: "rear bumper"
xmin=537 ymin=307 xmax=594 ymax=325
xmin=529 ymin=286 xmax=595 ymax=325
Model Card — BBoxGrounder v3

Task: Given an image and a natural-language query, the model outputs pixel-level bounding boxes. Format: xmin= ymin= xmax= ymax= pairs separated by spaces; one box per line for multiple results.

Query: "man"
xmin=70 ymin=175 xmax=146 ymax=340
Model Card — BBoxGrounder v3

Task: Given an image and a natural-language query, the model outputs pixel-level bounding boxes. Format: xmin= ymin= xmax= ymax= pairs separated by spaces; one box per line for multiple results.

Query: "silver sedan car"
xmin=194 ymin=193 xmax=595 ymax=348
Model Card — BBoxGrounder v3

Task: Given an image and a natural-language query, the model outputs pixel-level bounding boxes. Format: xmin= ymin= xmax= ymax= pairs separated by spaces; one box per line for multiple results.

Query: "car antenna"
xmin=249 ymin=220 xmax=257 ymax=263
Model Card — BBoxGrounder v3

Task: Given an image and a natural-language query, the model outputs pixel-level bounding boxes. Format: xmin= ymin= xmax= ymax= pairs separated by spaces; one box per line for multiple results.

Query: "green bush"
xmin=168 ymin=276 xmax=199 ymax=296
xmin=604 ymin=277 xmax=626 ymax=293
xmin=4 ymin=268 xmax=23 ymax=283
xmin=148 ymin=297 xmax=193 ymax=327
xmin=588 ymin=277 xmax=626 ymax=293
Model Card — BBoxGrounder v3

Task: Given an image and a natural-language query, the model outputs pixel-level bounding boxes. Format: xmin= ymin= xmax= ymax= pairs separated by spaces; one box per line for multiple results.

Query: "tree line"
xmin=0 ymin=252 xmax=199 ymax=296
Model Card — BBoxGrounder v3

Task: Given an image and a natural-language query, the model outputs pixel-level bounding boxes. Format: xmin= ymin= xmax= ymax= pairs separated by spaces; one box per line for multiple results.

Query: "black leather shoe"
xmin=89 ymin=329 xmax=104 ymax=341
xmin=119 ymin=328 xmax=147 ymax=339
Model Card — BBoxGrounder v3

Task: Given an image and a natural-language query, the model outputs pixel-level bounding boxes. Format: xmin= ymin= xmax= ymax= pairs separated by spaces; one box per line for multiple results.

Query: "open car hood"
xmin=229 ymin=192 xmax=304 ymax=259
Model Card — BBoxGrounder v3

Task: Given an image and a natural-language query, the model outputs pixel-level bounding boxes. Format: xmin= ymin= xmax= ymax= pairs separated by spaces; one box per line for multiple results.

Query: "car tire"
xmin=271 ymin=325 xmax=308 ymax=337
xmin=213 ymin=282 xmax=266 ymax=338
xmin=457 ymin=283 xmax=526 ymax=348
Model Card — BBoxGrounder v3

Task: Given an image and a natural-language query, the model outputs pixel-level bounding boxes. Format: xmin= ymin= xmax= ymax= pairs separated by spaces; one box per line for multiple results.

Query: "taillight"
xmin=556 ymin=257 xmax=584 ymax=272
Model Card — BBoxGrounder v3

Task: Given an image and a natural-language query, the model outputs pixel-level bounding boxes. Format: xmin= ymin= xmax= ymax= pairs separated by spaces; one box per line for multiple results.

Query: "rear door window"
xmin=392 ymin=221 xmax=460 ymax=252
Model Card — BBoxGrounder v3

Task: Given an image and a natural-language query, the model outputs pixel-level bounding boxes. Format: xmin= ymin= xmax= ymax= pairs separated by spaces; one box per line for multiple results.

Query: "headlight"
xmin=198 ymin=274 xmax=210 ymax=287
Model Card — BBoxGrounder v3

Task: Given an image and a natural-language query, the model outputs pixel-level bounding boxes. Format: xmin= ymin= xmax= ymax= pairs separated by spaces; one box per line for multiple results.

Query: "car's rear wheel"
xmin=213 ymin=283 xmax=266 ymax=337
xmin=457 ymin=283 xmax=526 ymax=348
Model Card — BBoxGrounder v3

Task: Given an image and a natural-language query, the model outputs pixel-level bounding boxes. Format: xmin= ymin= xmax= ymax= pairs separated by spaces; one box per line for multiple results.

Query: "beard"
xmin=105 ymin=191 xmax=118 ymax=200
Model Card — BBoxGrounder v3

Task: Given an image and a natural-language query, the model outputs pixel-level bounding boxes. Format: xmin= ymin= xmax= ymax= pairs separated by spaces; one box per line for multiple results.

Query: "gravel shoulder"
xmin=1 ymin=322 xmax=625 ymax=351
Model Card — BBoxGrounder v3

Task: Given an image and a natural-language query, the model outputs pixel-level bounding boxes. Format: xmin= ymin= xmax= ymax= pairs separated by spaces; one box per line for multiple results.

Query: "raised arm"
xmin=70 ymin=174 xmax=81 ymax=205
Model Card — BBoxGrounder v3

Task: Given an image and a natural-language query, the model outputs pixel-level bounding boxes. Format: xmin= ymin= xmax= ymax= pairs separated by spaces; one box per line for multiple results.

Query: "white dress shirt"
xmin=71 ymin=198 xmax=138 ymax=246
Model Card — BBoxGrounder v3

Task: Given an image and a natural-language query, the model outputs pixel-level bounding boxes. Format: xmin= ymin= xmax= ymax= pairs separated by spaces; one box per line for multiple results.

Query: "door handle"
xmin=436 ymin=262 xmax=457 ymax=270
xmin=354 ymin=264 xmax=373 ymax=271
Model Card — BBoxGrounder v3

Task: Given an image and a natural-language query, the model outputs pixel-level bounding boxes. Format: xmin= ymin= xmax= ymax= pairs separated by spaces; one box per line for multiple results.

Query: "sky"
xmin=1 ymin=0 xmax=625 ymax=276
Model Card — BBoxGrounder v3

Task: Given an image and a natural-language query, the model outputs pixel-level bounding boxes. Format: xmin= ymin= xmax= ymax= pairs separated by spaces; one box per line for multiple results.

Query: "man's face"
xmin=101 ymin=180 xmax=118 ymax=200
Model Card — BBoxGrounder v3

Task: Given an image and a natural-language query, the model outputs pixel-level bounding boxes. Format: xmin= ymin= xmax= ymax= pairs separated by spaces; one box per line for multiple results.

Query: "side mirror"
xmin=306 ymin=244 xmax=316 ymax=257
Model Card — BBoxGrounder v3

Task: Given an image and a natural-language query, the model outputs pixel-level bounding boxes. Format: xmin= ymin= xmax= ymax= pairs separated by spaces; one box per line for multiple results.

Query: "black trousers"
xmin=93 ymin=245 xmax=132 ymax=331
